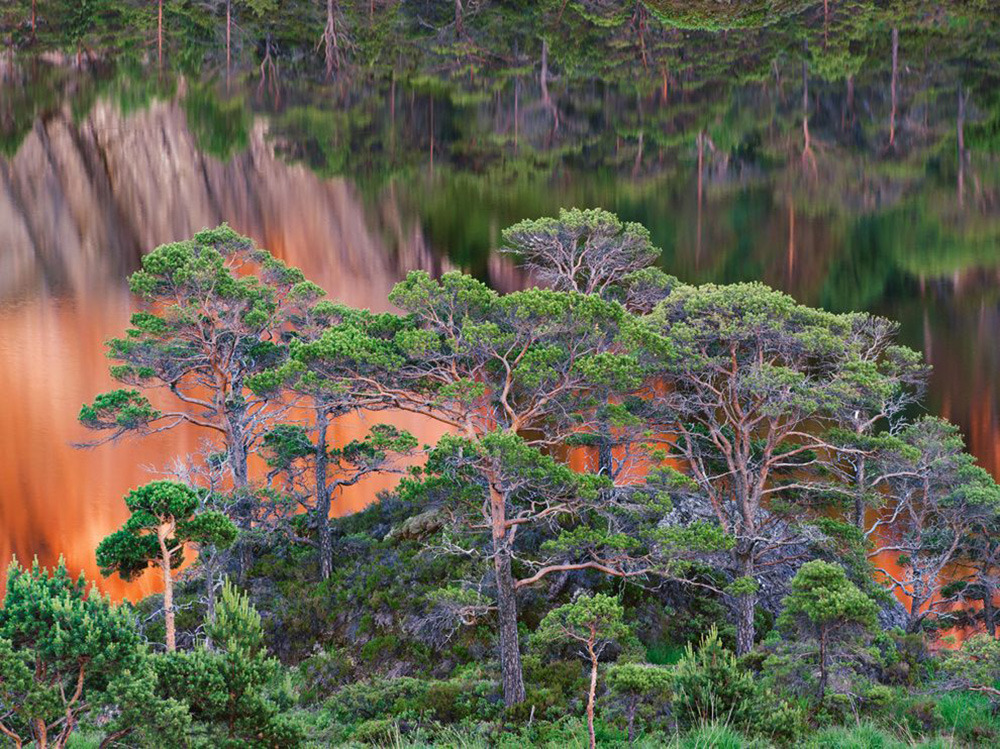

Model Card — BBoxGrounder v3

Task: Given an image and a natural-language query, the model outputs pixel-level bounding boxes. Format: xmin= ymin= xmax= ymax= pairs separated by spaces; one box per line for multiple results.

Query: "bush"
xmin=673 ymin=626 xmax=755 ymax=729
xmin=352 ymin=717 xmax=399 ymax=745
xmin=323 ymin=677 xmax=429 ymax=723
xmin=606 ymin=662 xmax=673 ymax=740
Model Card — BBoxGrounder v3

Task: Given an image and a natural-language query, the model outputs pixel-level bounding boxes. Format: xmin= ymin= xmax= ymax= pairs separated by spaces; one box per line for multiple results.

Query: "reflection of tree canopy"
xmin=2 ymin=0 xmax=999 ymax=290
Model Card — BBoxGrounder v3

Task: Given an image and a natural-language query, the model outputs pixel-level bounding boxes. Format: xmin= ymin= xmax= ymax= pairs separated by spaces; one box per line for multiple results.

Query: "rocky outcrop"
xmin=0 ymin=94 xmax=447 ymax=309
xmin=659 ymin=492 xmax=910 ymax=629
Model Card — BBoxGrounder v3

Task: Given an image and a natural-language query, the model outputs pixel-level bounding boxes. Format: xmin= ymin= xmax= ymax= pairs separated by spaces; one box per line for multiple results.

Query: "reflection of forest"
xmin=2 ymin=0 xmax=1000 ymax=589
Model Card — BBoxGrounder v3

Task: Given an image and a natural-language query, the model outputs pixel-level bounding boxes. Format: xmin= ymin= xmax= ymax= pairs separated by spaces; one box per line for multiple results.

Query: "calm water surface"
xmin=1 ymin=2 xmax=998 ymax=597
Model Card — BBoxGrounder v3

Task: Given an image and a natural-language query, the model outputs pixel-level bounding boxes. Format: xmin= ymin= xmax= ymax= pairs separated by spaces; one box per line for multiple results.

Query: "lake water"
xmin=1 ymin=1 xmax=998 ymax=597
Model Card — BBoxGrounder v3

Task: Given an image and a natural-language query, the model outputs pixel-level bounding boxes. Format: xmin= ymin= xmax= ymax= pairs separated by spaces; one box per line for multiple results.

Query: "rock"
xmin=384 ymin=509 xmax=444 ymax=542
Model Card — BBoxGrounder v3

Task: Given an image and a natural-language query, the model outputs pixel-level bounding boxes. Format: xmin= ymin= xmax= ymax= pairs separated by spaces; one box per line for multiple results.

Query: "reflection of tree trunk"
xmin=787 ymin=202 xmax=795 ymax=278
xmin=540 ymin=40 xmax=559 ymax=141
xmin=634 ymin=1 xmax=648 ymax=70
xmin=514 ymin=77 xmax=519 ymax=151
xmin=258 ymin=36 xmax=281 ymax=105
xmin=696 ymin=131 xmax=704 ymax=266
xmin=632 ymin=131 xmax=644 ymax=178
xmin=226 ymin=0 xmax=231 ymax=82
xmin=322 ymin=0 xmax=341 ymax=79
xmin=957 ymin=85 xmax=966 ymax=208
xmin=889 ymin=27 xmax=898 ymax=148
xmin=429 ymin=97 xmax=435 ymax=176
xmin=158 ymin=0 xmax=163 ymax=68
xmin=842 ymin=74 xmax=854 ymax=131
xmin=801 ymin=46 xmax=817 ymax=177
xmin=823 ymin=0 xmax=829 ymax=46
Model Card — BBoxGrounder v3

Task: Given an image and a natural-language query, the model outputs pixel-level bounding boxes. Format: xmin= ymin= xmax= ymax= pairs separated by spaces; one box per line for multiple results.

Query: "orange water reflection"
xmin=0 ymin=98 xmax=448 ymax=599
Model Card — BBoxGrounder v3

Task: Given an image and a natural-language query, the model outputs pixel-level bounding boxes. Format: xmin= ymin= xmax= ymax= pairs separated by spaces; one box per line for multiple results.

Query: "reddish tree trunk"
xmin=586 ymin=638 xmax=599 ymax=749
xmin=158 ymin=522 xmax=176 ymax=651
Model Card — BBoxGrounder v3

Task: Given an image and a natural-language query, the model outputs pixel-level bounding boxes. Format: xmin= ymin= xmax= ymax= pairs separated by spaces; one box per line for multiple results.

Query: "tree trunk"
xmin=586 ymin=641 xmax=599 ymax=749
xmin=818 ymin=627 xmax=828 ymax=702
xmin=31 ymin=0 xmax=36 ymax=35
xmin=734 ymin=555 xmax=756 ymax=655
xmin=853 ymin=455 xmax=867 ymax=532
xmin=454 ymin=0 xmax=463 ymax=37
xmin=907 ymin=594 xmax=926 ymax=634
xmin=226 ymin=409 xmax=251 ymax=577
xmin=204 ymin=560 xmax=217 ymax=650
xmin=982 ymin=583 xmax=996 ymax=637
xmin=158 ymin=524 xmax=176 ymax=652
xmin=598 ymin=439 xmax=613 ymax=478
xmin=494 ymin=545 xmax=526 ymax=705
xmin=315 ymin=408 xmax=333 ymax=580
xmin=33 ymin=720 xmax=47 ymax=749
xmin=626 ymin=698 xmax=637 ymax=743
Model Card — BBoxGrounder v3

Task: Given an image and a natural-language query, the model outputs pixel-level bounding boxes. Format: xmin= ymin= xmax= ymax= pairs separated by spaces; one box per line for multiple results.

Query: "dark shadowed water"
xmin=1 ymin=1 xmax=998 ymax=596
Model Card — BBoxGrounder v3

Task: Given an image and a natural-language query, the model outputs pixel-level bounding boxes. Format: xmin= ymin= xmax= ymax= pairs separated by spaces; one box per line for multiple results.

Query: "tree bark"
xmin=204 ymin=560 xmax=217 ymax=650
xmin=315 ymin=408 xmax=333 ymax=580
xmin=907 ymin=593 xmax=926 ymax=634
xmin=734 ymin=555 xmax=756 ymax=655
xmin=598 ymin=439 xmax=613 ymax=478
xmin=853 ymin=455 xmax=867 ymax=532
xmin=494 ymin=545 xmax=526 ymax=705
xmin=626 ymin=698 xmax=637 ymax=743
xmin=818 ymin=627 xmax=828 ymax=701
xmin=586 ymin=639 xmax=599 ymax=749
xmin=33 ymin=720 xmax=46 ymax=749
xmin=982 ymin=584 xmax=995 ymax=637
xmin=489 ymin=476 xmax=527 ymax=709
xmin=226 ymin=409 xmax=251 ymax=577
